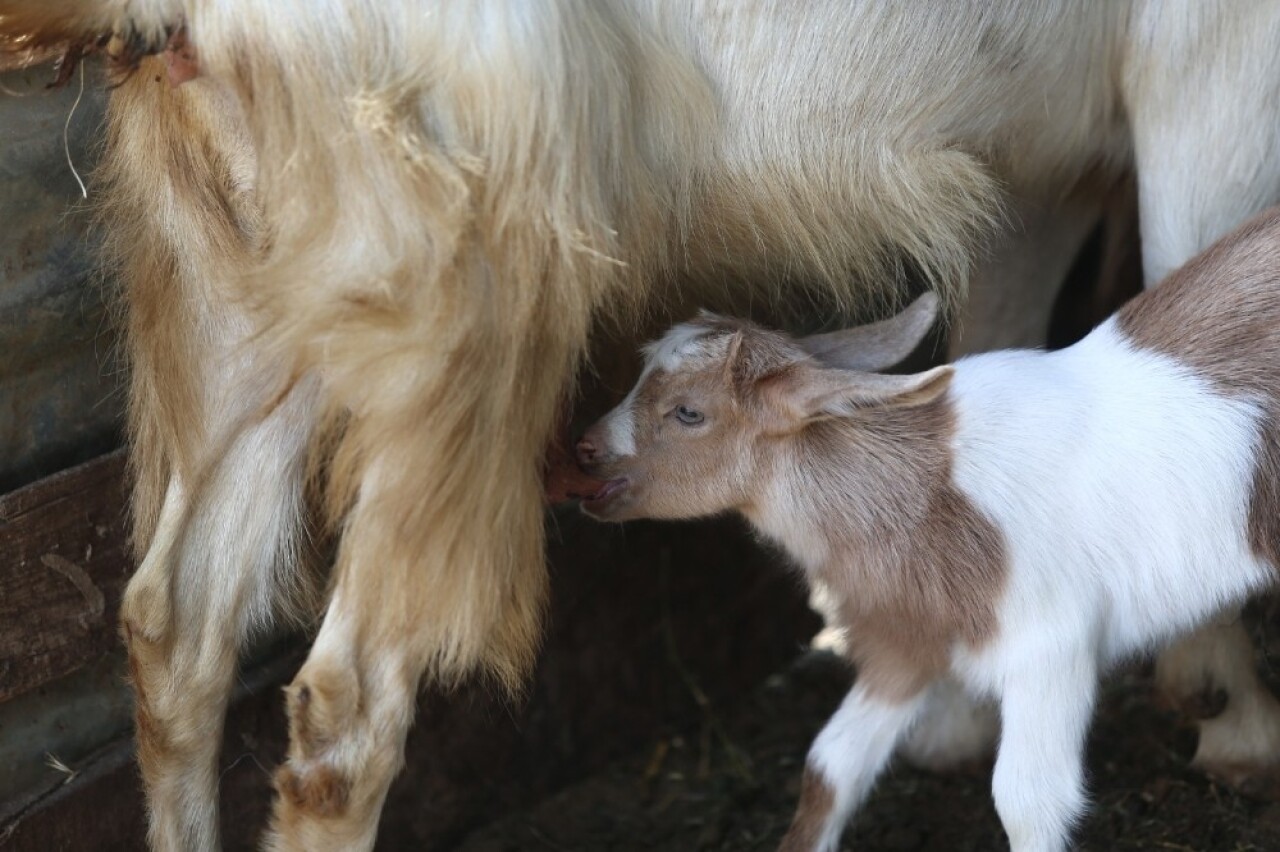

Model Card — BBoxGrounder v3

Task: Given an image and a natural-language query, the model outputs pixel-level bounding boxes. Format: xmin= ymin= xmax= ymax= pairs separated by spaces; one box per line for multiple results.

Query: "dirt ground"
xmin=455 ymin=609 xmax=1280 ymax=852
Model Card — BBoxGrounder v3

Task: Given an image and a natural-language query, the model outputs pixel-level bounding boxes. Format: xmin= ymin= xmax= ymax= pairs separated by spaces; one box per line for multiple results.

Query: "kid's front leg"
xmin=779 ymin=683 xmax=928 ymax=852
xmin=992 ymin=652 xmax=1098 ymax=852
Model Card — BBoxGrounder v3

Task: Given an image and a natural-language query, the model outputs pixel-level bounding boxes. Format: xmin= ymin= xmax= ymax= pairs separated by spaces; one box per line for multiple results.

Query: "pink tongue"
xmin=588 ymin=479 xmax=626 ymax=502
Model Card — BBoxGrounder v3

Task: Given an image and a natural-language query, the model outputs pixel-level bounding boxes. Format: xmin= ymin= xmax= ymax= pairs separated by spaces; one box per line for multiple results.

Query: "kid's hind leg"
xmin=898 ymin=676 xmax=999 ymax=772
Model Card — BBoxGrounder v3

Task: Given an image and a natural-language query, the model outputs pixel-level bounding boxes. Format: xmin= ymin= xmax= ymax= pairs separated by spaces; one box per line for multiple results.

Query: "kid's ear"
xmin=759 ymin=363 xmax=954 ymax=425
xmin=797 ymin=292 xmax=940 ymax=372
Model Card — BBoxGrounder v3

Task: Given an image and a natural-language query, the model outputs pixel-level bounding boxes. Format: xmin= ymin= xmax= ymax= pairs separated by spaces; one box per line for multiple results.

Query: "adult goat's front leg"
xmin=950 ymin=197 xmax=1101 ymax=358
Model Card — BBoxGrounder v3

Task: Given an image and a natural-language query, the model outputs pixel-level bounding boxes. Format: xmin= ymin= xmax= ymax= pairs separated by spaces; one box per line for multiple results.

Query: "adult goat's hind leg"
xmin=265 ymin=424 xmax=554 ymax=850
xmin=104 ymin=62 xmax=318 ymax=850
xmin=123 ymin=376 xmax=318 ymax=851
xmin=265 ymin=518 xmax=423 ymax=852
xmin=265 ymin=293 xmax=571 ymax=850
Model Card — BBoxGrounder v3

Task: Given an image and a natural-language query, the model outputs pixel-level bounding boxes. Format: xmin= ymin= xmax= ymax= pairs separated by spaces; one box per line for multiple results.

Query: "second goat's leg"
xmin=1156 ymin=613 xmax=1280 ymax=790
xmin=898 ymin=676 xmax=999 ymax=772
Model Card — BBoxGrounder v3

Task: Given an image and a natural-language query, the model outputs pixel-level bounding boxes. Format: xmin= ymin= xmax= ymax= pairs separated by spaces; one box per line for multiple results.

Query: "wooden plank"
xmin=0 ymin=450 xmax=132 ymax=703
xmin=0 ymin=739 xmax=146 ymax=851
xmin=0 ymin=645 xmax=305 ymax=851
xmin=0 ymin=63 xmax=121 ymax=494
xmin=0 ymin=509 xmax=818 ymax=850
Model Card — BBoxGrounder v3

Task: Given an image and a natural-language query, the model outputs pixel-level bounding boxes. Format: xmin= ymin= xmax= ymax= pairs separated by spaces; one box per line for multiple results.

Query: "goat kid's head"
xmin=575 ymin=293 xmax=951 ymax=521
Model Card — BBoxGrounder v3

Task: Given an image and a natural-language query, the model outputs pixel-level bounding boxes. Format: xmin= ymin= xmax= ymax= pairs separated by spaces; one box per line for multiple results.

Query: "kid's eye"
xmin=675 ymin=405 xmax=704 ymax=425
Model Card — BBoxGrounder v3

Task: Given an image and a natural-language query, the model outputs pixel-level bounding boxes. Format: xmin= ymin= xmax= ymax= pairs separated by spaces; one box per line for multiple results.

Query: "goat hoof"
xmin=1156 ymin=676 xmax=1230 ymax=721
xmin=1197 ymin=761 xmax=1280 ymax=800
xmin=913 ymin=755 xmax=993 ymax=777
xmin=1183 ymin=686 xmax=1230 ymax=720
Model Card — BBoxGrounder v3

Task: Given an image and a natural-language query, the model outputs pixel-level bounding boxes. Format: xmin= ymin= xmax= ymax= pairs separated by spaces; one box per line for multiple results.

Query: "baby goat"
xmin=575 ymin=208 xmax=1280 ymax=852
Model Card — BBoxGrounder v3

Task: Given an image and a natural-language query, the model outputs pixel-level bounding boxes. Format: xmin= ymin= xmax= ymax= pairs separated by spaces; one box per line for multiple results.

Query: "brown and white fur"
xmin=3 ymin=1 xmax=1280 ymax=849
xmin=578 ymin=208 xmax=1280 ymax=852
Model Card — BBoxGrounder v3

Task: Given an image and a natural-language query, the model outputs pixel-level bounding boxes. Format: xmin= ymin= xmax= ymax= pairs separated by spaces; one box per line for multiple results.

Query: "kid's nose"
xmin=575 ymin=437 xmax=599 ymax=466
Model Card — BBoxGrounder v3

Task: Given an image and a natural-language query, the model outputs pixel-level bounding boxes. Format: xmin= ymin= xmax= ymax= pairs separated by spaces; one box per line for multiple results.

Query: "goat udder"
xmin=544 ymin=423 xmax=607 ymax=505
xmin=164 ymin=27 xmax=198 ymax=87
